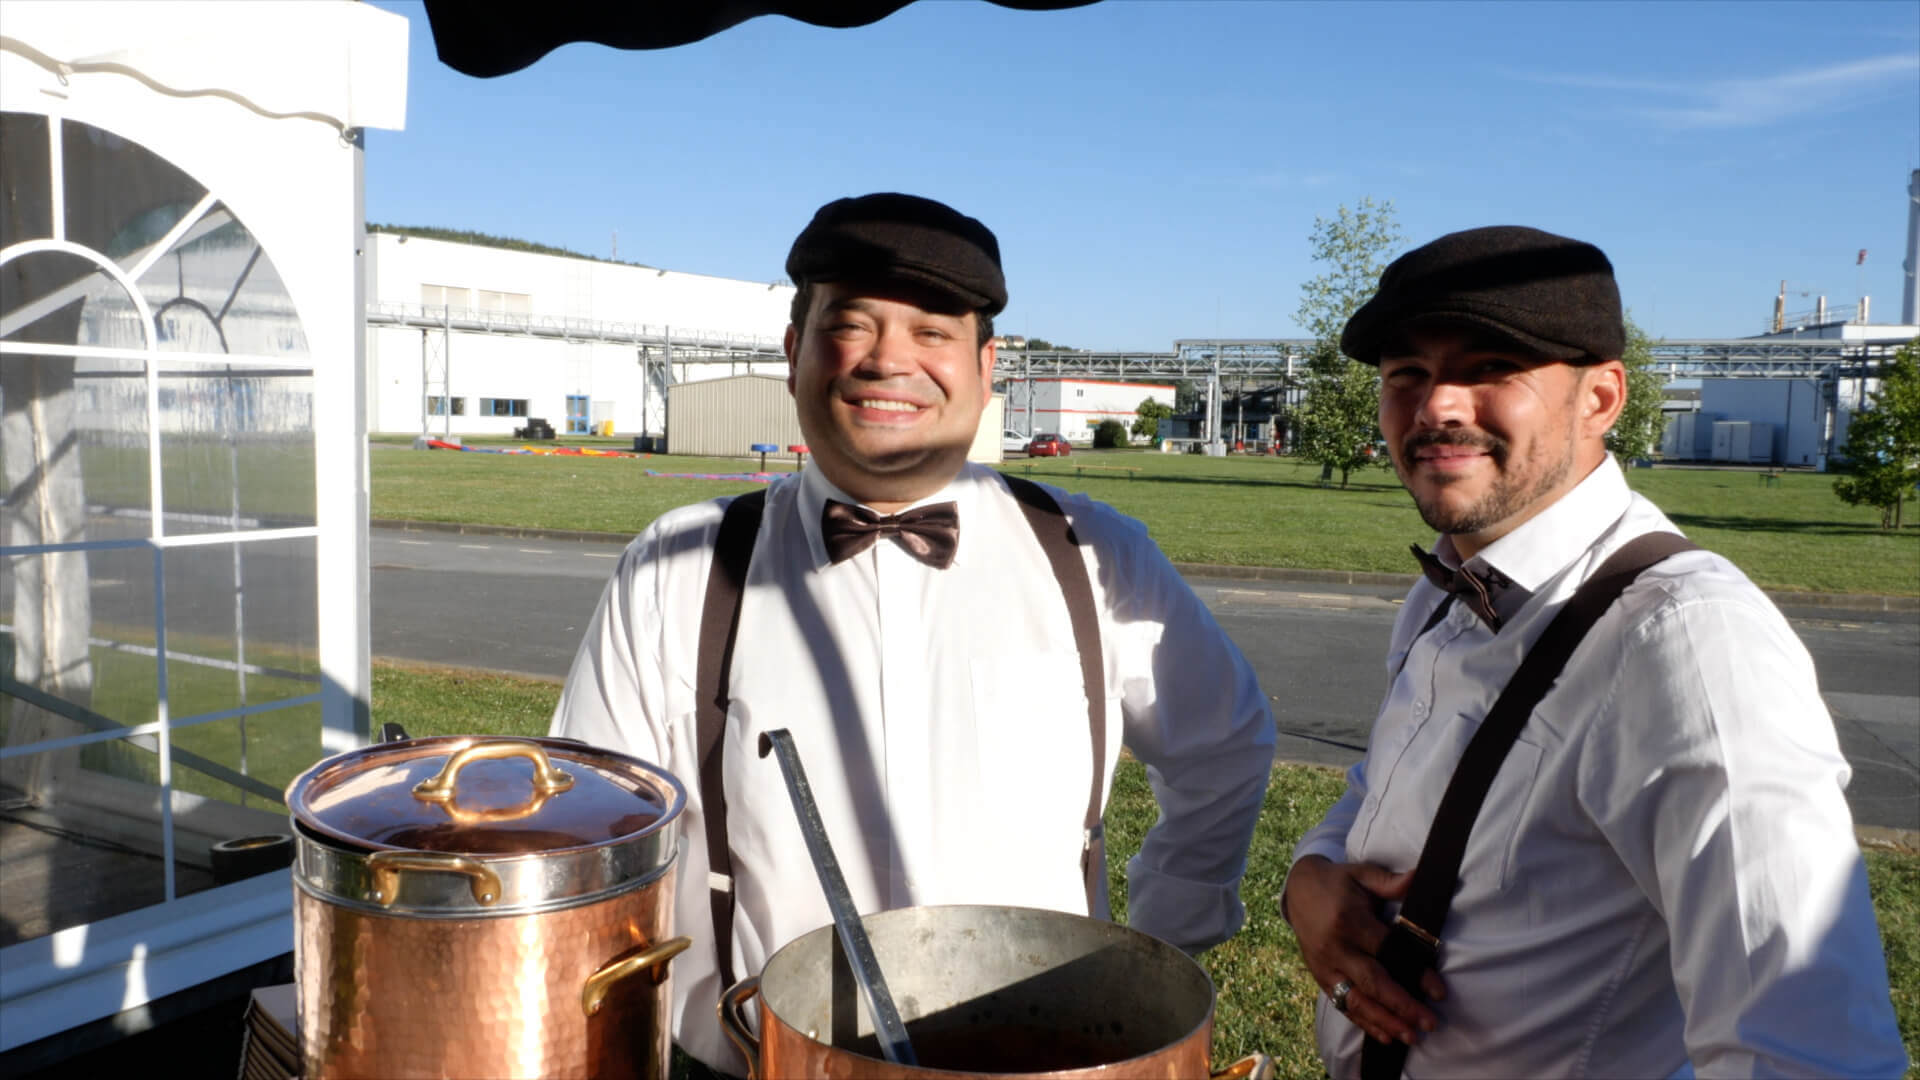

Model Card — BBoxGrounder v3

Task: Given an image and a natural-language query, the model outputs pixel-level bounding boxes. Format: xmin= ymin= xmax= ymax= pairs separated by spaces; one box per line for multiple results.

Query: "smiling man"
xmin=552 ymin=193 xmax=1275 ymax=1078
xmin=1279 ymin=226 xmax=1906 ymax=1079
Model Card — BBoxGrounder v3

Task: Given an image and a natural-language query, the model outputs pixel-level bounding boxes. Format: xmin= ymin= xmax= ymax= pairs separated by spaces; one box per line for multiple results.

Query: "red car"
xmin=1026 ymin=433 xmax=1071 ymax=457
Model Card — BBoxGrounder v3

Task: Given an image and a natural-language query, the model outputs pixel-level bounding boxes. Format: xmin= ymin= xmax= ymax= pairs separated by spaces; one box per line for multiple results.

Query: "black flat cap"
xmin=1341 ymin=225 xmax=1624 ymax=365
xmin=786 ymin=193 xmax=1007 ymax=316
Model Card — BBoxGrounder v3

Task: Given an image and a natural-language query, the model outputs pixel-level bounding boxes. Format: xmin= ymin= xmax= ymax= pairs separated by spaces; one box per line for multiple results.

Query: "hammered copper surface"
xmin=296 ymin=864 xmax=676 ymax=1080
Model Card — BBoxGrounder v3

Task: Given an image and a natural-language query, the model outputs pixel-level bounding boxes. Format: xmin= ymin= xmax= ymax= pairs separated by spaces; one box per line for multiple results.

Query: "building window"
xmin=477 ymin=289 xmax=532 ymax=315
xmin=427 ymin=395 xmax=465 ymax=416
xmin=1076 ymin=388 xmax=1085 ymax=397
xmin=480 ymin=398 xmax=529 ymax=417
xmin=421 ymin=283 xmax=472 ymax=309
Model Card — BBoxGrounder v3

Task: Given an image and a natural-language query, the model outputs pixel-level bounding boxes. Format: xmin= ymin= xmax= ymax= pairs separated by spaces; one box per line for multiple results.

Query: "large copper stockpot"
xmin=720 ymin=905 xmax=1273 ymax=1079
xmin=287 ymin=736 xmax=689 ymax=1079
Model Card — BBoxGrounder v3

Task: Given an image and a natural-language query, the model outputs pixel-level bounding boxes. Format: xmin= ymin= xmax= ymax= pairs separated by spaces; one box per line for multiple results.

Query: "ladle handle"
xmin=758 ymin=729 xmax=917 ymax=1067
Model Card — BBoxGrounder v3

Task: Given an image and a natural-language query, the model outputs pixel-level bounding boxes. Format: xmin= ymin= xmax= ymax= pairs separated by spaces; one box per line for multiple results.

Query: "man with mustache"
xmin=552 ymin=193 xmax=1276 ymax=1078
xmin=1280 ymin=226 xmax=1904 ymax=1078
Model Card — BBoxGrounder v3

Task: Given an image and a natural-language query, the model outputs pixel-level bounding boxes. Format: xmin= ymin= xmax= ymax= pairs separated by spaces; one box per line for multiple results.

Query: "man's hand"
xmin=1281 ymin=855 xmax=1446 ymax=1046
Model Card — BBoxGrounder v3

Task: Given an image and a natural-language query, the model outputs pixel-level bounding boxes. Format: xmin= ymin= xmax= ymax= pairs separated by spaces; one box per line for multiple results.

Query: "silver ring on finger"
xmin=1331 ymin=979 xmax=1354 ymax=1014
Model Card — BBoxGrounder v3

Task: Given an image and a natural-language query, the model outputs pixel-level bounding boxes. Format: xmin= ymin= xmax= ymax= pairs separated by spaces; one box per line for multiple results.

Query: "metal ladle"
xmin=757 ymin=728 xmax=918 ymax=1068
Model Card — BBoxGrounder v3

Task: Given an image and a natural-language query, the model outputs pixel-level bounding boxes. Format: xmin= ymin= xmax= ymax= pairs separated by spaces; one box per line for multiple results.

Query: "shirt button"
xmin=1413 ymin=700 xmax=1428 ymax=717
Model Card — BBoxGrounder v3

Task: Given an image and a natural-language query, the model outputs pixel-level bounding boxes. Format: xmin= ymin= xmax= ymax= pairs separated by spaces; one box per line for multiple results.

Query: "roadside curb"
xmin=1857 ymin=824 xmax=1920 ymax=855
xmin=374 ymin=517 xmax=636 ymax=547
xmin=371 ymin=518 xmax=1920 ymax=613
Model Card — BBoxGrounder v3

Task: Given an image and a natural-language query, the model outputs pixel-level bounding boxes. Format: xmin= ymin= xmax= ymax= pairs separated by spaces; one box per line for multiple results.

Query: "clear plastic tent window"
xmin=1 ymin=112 xmax=321 ymax=945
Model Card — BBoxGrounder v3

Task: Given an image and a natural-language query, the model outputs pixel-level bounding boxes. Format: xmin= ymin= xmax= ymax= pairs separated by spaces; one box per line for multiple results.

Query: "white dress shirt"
xmin=1293 ymin=455 xmax=1906 ymax=1079
xmin=554 ymin=462 xmax=1276 ymax=1073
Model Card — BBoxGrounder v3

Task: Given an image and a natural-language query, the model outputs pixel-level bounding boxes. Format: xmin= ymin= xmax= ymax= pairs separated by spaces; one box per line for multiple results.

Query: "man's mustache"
xmin=1401 ymin=429 xmax=1508 ymax=462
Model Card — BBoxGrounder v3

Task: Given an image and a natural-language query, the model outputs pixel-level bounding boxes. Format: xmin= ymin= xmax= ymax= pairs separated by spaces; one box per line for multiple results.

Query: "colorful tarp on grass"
xmin=422 ymin=440 xmax=779 ymax=482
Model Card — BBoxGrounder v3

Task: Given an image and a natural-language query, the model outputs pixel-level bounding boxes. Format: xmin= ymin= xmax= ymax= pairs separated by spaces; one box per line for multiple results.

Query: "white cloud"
xmin=1507 ymin=53 xmax=1919 ymax=129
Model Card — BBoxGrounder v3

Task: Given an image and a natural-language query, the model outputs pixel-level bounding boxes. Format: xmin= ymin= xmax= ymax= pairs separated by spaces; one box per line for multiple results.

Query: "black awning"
xmin=422 ymin=1 xmax=1101 ymax=78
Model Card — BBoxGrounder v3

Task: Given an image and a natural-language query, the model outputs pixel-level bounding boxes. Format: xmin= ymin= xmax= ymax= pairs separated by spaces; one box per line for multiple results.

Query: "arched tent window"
xmin=2 ymin=112 xmax=320 ymax=946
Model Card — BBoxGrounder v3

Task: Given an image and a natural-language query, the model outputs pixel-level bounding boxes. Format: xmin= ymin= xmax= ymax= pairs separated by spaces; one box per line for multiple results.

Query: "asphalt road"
xmin=369 ymin=527 xmax=1919 ymax=833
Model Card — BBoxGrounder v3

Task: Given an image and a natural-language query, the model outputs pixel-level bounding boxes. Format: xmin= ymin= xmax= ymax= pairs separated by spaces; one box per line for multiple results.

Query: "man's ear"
xmin=1581 ymin=360 xmax=1628 ymax=439
xmin=784 ymin=324 xmax=799 ymax=395
xmin=977 ymin=334 xmax=997 ymax=387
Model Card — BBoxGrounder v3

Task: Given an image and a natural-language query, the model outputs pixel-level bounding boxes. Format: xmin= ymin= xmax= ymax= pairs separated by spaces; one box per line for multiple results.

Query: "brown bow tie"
xmin=822 ymin=500 xmax=960 ymax=569
xmin=1409 ymin=543 xmax=1506 ymax=631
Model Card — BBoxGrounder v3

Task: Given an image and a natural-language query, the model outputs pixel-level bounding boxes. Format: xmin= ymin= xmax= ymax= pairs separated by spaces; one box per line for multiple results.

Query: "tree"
xmin=1093 ymin=419 xmax=1130 ymax=449
xmin=1606 ymin=314 xmax=1668 ymax=464
xmin=1132 ymin=397 xmax=1174 ymax=440
xmin=1292 ymin=197 xmax=1402 ymax=488
xmin=1833 ymin=338 xmax=1920 ymax=529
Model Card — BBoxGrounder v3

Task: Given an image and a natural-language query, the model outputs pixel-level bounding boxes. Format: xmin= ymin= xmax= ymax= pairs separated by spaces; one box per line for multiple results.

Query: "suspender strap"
xmin=695 ymin=489 xmax=766 ymax=995
xmin=1361 ymin=531 xmax=1699 ymax=1080
xmin=1003 ymin=476 xmax=1109 ymax=911
xmin=693 ymin=479 xmax=1111 ymax=1004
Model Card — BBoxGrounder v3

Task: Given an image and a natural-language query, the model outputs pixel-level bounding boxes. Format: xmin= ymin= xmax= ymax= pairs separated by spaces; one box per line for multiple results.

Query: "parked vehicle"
xmin=1002 ymin=429 xmax=1028 ymax=453
xmin=1026 ymin=433 xmax=1071 ymax=457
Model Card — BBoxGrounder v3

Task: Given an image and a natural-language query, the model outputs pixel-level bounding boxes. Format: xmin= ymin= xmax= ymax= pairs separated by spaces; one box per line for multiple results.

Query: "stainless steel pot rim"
xmin=756 ymin=904 xmax=1219 ymax=1073
xmin=291 ymin=848 xmax=677 ymax=917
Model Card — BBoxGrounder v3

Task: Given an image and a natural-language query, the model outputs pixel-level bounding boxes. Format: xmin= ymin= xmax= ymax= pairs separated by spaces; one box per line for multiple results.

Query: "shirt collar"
xmin=1439 ymin=454 xmax=1631 ymax=618
xmin=797 ymin=463 xmax=981 ymax=571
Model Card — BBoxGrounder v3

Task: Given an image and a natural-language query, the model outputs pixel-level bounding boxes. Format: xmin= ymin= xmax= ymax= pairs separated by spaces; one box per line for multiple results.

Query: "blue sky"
xmin=364 ymin=0 xmax=1919 ymax=350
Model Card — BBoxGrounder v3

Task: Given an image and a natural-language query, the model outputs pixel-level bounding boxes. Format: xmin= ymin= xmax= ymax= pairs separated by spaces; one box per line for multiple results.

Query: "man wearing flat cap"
xmin=1281 ymin=226 xmax=1905 ymax=1077
xmin=553 ymin=193 xmax=1276 ymax=1077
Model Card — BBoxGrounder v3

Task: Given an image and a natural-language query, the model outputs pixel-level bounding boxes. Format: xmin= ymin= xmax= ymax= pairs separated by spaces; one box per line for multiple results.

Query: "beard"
xmin=1400 ymin=428 xmax=1573 ymax=537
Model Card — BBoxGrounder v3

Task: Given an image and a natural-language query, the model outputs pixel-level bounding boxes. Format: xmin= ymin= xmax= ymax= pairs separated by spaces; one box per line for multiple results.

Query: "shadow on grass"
xmin=1665 ymin=513 xmax=1918 ymax=538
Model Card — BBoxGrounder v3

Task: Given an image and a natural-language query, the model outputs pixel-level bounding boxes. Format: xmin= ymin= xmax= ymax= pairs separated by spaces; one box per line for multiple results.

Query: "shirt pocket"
xmin=1477 ymin=735 xmax=1545 ymax=892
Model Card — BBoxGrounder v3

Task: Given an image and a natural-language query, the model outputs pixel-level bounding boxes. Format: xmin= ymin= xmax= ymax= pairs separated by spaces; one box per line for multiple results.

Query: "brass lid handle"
xmin=412 ymin=739 xmax=574 ymax=804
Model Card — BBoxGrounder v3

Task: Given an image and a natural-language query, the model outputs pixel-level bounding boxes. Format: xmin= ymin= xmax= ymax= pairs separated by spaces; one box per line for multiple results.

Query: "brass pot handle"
xmin=717 ymin=976 xmax=763 ymax=1080
xmin=582 ymin=936 xmax=692 ymax=1017
xmin=365 ymin=851 xmax=501 ymax=906
xmin=1212 ymin=1052 xmax=1275 ymax=1080
xmin=413 ymin=739 xmax=574 ymax=803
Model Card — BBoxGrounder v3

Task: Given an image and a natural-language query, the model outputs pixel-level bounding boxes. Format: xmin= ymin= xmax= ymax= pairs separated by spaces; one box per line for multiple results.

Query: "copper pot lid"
xmin=287 ymin=735 xmax=684 ymax=858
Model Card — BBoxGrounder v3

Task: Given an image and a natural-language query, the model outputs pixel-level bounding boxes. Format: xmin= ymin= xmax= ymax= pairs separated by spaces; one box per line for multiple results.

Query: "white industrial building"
xmin=1661 ymin=311 xmax=1920 ymax=467
xmin=1003 ymin=378 xmax=1175 ymax=444
xmin=365 ymin=231 xmax=793 ymax=439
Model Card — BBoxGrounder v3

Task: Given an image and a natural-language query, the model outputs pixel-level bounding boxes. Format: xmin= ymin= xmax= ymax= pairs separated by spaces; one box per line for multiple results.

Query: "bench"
xmin=1759 ymin=471 xmax=1782 ymax=487
xmin=1017 ymin=463 xmax=1142 ymax=481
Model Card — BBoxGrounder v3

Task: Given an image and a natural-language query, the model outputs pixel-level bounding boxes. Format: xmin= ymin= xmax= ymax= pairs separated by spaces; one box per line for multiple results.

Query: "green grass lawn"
xmin=371 ymin=446 xmax=1920 ymax=595
xmin=368 ymin=662 xmax=1920 ymax=1078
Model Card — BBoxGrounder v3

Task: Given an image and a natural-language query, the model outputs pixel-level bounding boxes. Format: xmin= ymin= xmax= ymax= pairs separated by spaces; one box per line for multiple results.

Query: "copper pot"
xmin=287 ymin=736 xmax=689 ymax=1079
xmin=720 ymin=905 xmax=1272 ymax=1079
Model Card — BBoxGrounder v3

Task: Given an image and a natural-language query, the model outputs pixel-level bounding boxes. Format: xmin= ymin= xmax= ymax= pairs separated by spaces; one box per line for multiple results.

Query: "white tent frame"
xmin=0 ymin=0 xmax=404 ymax=1053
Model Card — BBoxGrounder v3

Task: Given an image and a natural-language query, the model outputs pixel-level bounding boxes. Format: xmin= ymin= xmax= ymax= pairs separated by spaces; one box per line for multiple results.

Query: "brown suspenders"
xmin=1361 ymin=530 xmax=1700 ymax=1080
xmin=694 ymin=476 xmax=1107 ymax=995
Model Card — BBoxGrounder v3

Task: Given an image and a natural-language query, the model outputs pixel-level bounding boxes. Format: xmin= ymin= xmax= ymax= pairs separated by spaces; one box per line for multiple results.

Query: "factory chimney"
xmin=1772 ymin=280 xmax=1785 ymax=333
xmin=1905 ymin=168 xmax=1919 ymax=325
